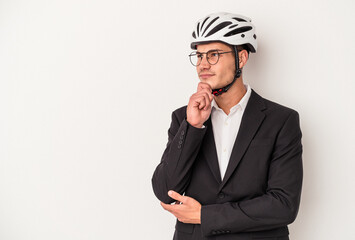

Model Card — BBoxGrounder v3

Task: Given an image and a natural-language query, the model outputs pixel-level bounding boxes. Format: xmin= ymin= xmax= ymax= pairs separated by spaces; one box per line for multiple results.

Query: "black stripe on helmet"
xmin=228 ymin=24 xmax=239 ymax=29
xmin=224 ymin=26 xmax=252 ymax=37
xmin=205 ymin=21 xmax=233 ymax=38
xmin=192 ymin=31 xmax=196 ymax=39
xmin=202 ymin=16 xmax=219 ymax=36
xmin=197 ymin=22 xmax=200 ymax=37
xmin=232 ymin=17 xmax=248 ymax=22
xmin=200 ymin=17 xmax=210 ymax=32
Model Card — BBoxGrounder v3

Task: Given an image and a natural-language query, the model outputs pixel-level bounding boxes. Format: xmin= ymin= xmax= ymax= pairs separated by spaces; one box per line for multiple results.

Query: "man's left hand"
xmin=160 ymin=190 xmax=201 ymax=224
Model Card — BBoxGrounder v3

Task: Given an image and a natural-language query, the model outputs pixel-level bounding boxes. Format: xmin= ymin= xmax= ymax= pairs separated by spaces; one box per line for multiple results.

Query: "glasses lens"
xmin=189 ymin=52 xmax=199 ymax=66
xmin=207 ymin=50 xmax=219 ymax=65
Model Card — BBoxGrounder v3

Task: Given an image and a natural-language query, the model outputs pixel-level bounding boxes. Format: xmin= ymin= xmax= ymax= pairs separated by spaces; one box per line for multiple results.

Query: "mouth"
xmin=199 ymin=74 xmax=215 ymax=79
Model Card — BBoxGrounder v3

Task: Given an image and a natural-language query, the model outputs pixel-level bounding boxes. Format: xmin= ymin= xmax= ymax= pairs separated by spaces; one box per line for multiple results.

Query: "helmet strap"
xmin=212 ymin=45 xmax=242 ymax=96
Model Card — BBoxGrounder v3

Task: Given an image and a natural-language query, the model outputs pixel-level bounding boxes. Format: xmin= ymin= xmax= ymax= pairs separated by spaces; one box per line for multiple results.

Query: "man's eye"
xmin=197 ymin=54 xmax=203 ymax=58
xmin=211 ymin=52 xmax=218 ymax=57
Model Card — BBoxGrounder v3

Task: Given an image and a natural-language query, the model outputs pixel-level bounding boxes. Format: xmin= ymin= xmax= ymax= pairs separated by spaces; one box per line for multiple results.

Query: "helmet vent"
xmin=224 ymin=26 xmax=252 ymax=37
xmin=228 ymin=24 xmax=239 ymax=29
xmin=205 ymin=21 xmax=233 ymax=38
xmin=200 ymin=17 xmax=210 ymax=32
xmin=197 ymin=22 xmax=200 ymax=36
xmin=232 ymin=17 xmax=247 ymax=22
xmin=202 ymin=16 xmax=220 ymax=36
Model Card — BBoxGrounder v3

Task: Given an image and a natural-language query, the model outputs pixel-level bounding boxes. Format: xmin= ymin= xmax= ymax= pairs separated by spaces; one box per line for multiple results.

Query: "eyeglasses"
xmin=188 ymin=49 xmax=233 ymax=66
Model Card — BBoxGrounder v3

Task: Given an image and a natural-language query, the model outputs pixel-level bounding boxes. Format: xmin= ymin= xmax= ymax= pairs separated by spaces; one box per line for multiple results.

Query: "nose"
xmin=198 ymin=55 xmax=211 ymax=70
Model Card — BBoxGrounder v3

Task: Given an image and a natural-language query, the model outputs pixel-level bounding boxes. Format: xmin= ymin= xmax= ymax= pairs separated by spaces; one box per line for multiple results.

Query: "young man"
xmin=152 ymin=12 xmax=303 ymax=240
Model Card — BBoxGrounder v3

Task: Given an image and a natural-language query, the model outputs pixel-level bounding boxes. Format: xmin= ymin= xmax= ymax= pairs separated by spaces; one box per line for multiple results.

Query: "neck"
xmin=214 ymin=77 xmax=247 ymax=115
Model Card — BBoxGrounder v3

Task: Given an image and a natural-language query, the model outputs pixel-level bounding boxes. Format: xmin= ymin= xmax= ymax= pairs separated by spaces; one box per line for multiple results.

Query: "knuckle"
xmin=202 ymin=90 xmax=210 ymax=96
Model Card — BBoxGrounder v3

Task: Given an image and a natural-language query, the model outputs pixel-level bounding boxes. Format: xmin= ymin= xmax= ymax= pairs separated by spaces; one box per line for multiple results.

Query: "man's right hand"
xmin=186 ymin=82 xmax=214 ymax=128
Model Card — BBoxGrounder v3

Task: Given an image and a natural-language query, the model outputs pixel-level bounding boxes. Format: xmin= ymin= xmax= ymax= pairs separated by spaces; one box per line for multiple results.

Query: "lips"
xmin=199 ymin=74 xmax=215 ymax=78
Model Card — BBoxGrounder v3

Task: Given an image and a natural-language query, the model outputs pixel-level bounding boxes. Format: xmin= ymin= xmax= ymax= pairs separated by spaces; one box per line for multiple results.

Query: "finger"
xmin=194 ymin=92 xmax=211 ymax=110
xmin=191 ymin=94 xmax=206 ymax=109
xmin=160 ymin=202 xmax=174 ymax=212
xmin=197 ymin=97 xmax=206 ymax=110
xmin=168 ymin=190 xmax=185 ymax=203
xmin=208 ymin=91 xmax=214 ymax=101
xmin=202 ymin=93 xmax=212 ymax=110
xmin=197 ymin=88 xmax=213 ymax=102
xmin=191 ymin=96 xmax=204 ymax=108
xmin=160 ymin=202 xmax=169 ymax=210
xmin=197 ymin=82 xmax=212 ymax=92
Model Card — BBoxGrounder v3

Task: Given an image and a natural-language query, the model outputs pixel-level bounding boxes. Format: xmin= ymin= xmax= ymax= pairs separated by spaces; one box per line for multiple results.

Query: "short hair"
xmin=237 ymin=44 xmax=250 ymax=54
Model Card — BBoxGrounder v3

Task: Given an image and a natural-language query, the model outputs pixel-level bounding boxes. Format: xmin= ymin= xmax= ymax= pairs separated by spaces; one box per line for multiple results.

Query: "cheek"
xmin=218 ymin=66 xmax=235 ymax=82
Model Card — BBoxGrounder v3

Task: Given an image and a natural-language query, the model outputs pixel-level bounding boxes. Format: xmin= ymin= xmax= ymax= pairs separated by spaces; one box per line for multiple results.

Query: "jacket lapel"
xmin=219 ymin=90 xmax=266 ymax=191
xmin=202 ymin=117 xmax=222 ymax=184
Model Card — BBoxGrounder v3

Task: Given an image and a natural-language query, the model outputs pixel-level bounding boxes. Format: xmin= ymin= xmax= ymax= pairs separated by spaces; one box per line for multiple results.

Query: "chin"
xmin=199 ymin=79 xmax=215 ymax=89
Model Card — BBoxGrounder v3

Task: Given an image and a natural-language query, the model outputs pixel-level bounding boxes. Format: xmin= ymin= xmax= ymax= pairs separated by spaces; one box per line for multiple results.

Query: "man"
xmin=152 ymin=12 xmax=303 ymax=240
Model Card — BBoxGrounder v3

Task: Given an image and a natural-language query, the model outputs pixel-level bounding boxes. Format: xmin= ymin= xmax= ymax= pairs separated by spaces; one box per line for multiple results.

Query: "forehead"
xmin=196 ymin=42 xmax=232 ymax=52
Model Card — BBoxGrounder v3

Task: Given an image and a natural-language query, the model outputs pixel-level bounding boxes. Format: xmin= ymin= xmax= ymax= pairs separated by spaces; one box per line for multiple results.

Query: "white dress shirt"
xmin=211 ymin=84 xmax=252 ymax=180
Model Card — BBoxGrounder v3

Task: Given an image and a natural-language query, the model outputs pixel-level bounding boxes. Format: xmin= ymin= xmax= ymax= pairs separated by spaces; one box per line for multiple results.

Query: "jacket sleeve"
xmin=201 ymin=111 xmax=303 ymax=236
xmin=152 ymin=109 xmax=207 ymax=204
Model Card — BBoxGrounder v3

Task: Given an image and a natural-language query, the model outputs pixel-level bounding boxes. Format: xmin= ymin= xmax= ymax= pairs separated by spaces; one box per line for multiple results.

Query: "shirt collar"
xmin=211 ymin=84 xmax=252 ymax=113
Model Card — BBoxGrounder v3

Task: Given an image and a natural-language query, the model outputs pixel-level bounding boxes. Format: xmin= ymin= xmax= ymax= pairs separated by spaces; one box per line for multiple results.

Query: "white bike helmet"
xmin=190 ymin=12 xmax=257 ymax=52
xmin=190 ymin=12 xmax=257 ymax=96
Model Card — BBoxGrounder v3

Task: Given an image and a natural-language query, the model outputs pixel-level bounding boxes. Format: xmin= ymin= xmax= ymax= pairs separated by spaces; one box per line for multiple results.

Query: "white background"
xmin=1 ymin=0 xmax=354 ymax=239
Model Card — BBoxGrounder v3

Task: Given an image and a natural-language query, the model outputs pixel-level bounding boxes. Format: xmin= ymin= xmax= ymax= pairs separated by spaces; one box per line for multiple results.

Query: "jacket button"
xmin=218 ymin=193 xmax=225 ymax=199
xmin=181 ymin=130 xmax=185 ymax=135
xmin=179 ymin=140 xmax=183 ymax=144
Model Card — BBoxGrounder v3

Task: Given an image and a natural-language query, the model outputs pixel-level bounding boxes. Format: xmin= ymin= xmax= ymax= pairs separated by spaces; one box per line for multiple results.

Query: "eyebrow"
xmin=196 ymin=49 xmax=224 ymax=54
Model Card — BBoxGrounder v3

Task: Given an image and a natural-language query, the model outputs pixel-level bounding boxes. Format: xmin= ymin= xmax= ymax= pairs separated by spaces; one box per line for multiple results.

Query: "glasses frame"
xmin=188 ymin=49 xmax=233 ymax=66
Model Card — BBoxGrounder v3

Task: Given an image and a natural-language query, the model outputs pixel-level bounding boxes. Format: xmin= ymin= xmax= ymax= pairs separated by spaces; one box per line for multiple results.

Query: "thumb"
xmin=168 ymin=190 xmax=185 ymax=202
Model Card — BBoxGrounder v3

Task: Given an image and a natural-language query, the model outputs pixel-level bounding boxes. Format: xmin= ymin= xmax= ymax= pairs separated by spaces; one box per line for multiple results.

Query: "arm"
xmin=152 ymin=112 xmax=207 ymax=204
xmin=201 ymin=110 xmax=303 ymax=236
xmin=152 ymin=82 xmax=213 ymax=204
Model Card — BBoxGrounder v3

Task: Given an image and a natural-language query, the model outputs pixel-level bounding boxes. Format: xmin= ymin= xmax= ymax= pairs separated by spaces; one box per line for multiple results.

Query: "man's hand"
xmin=160 ymin=190 xmax=202 ymax=224
xmin=186 ymin=82 xmax=214 ymax=128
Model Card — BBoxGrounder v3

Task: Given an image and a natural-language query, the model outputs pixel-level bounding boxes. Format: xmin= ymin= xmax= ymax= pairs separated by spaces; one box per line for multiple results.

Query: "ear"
xmin=238 ymin=50 xmax=249 ymax=68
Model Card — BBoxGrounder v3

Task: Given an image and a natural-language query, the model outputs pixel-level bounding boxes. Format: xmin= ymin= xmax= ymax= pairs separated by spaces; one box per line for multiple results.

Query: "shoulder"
xmin=251 ymin=89 xmax=300 ymax=121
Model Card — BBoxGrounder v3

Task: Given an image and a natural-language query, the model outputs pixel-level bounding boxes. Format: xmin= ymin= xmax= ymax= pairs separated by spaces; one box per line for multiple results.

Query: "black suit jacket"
xmin=152 ymin=89 xmax=303 ymax=240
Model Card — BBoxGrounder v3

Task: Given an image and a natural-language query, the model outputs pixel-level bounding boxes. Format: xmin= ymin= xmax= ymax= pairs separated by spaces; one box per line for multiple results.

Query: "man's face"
xmin=196 ymin=42 xmax=236 ymax=90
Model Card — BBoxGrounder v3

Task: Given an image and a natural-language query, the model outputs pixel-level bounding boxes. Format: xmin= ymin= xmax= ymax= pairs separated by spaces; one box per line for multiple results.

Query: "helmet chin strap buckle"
xmin=212 ymin=88 xmax=224 ymax=96
xmin=211 ymin=77 xmax=236 ymax=96
xmin=211 ymin=69 xmax=241 ymax=96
